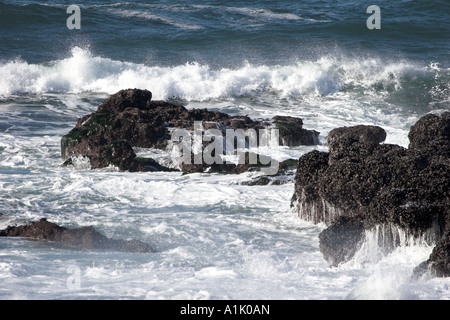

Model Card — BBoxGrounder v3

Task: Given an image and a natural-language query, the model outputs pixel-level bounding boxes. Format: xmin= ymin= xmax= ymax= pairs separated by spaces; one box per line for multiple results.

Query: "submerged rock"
xmin=0 ymin=218 xmax=154 ymax=253
xmin=291 ymin=111 xmax=450 ymax=276
xmin=61 ymin=89 xmax=320 ymax=173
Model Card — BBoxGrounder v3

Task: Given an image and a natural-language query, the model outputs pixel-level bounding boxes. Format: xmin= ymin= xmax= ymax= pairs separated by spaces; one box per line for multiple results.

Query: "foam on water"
xmin=1 ymin=0 xmax=449 ymax=300
xmin=2 ymin=46 xmax=446 ymax=148
xmin=222 ymin=6 xmax=303 ymax=21
xmin=1 ymin=144 xmax=449 ymax=300
xmin=345 ymin=244 xmax=437 ymax=300
xmin=1 ymin=45 xmax=449 ymax=299
xmin=108 ymin=8 xmax=204 ymax=30
xmin=1 ymin=47 xmax=446 ymax=101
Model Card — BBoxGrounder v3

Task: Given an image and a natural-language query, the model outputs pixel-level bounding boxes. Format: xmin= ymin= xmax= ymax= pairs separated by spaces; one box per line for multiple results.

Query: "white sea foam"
xmin=0 ymin=47 xmax=441 ymax=149
xmin=224 ymin=7 xmax=303 ymax=21
xmin=189 ymin=5 xmax=329 ymax=23
xmin=1 ymin=140 xmax=449 ymax=299
xmin=0 ymin=47 xmax=440 ymax=101
xmin=345 ymin=243 xmax=436 ymax=300
xmin=1 ymin=46 xmax=449 ymax=300
xmin=107 ymin=8 xmax=204 ymax=30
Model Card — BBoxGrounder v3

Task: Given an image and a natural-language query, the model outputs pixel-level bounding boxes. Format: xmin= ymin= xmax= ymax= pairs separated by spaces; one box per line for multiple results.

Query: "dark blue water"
xmin=1 ymin=0 xmax=449 ymax=65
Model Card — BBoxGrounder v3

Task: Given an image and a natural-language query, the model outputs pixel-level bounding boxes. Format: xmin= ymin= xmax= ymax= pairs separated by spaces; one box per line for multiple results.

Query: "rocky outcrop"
xmin=61 ymin=89 xmax=320 ymax=173
xmin=291 ymin=111 xmax=450 ymax=276
xmin=326 ymin=125 xmax=387 ymax=165
xmin=0 ymin=218 xmax=153 ymax=253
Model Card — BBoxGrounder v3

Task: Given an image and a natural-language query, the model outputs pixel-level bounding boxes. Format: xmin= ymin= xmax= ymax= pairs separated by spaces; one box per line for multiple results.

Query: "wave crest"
xmin=0 ymin=47 xmax=447 ymax=103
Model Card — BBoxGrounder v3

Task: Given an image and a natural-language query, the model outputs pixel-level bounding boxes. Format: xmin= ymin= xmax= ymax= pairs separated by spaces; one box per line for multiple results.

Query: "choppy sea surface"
xmin=0 ymin=0 xmax=449 ymax=299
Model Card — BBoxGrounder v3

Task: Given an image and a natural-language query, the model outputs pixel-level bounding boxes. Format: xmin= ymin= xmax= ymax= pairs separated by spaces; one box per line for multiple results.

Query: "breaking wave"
xmin=1 ymin=47 xmax=447 ymax=104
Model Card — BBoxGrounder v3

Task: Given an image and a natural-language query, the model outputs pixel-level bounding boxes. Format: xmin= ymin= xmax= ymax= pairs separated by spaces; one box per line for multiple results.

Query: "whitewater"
xmin=1 ymin=47 xmax=449 ymax=300
xmin=1 ymin=0 xmax=450 ymax=300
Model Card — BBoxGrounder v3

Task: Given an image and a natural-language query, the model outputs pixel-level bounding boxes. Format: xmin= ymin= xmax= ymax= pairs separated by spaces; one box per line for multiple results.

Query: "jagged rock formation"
xmin=291 ymin=111 xmax=450 ymax=276
xmin=61 ymin=89 xmax=320 ymax=173
xmin=0 ymin=218 xmax=153 ymax=253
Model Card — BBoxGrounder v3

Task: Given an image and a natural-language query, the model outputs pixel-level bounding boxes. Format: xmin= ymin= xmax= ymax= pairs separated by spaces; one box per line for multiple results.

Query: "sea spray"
xmin=1 ymin=0 xmax=450 ymax=300
xmin=292 ymin=188 xmax=347 ymax=225
xmin=1 ymin=47 xmax=447 ymax=102
xmin=351 ymin=223 xmax=440 ymax=266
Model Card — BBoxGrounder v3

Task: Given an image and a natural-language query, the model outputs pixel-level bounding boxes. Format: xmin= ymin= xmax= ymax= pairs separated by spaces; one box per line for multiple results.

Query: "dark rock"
xmin=427 ymin=235 xmax=450 ymax=277
xmin=133 ymin=157 xmax=178 ymax=172
xmin=239 ymin=159 xmax=298 ymax=185
xmin=98 ymin=88 xmax=153 ymax=113
xmin=290 ymin=150 xmax=332 ymax=223
xmin=408 ymin=112 xmax=450 ymax=152
xmin=0 ymin=218 xmax=153 ymax=253
xmin=318 ymin=216 xmax=365 ymax=267
xmin=180 ymin=152 xmax=278 ymax=175
xmin=326 ymin=125 xmax=387 ymax=165
xmin=68 ymin=136 xmax=134 ymax=170
xmin=181 ymin=154 xmax=299 ymax=176
xmin=61 ymin=89 xmax=321 ymax=173
xmin=291 ymin=111 xmax=450 ymax=273
xmin=327 ymin=125 xmax=387 ymax=146
xmin=413 ymin=235 xmax=450 ymax=278
xmin=241 ymin=176 xmax=272 ymax=186
xmin=272 ymin=116 xmax=320 ymax=146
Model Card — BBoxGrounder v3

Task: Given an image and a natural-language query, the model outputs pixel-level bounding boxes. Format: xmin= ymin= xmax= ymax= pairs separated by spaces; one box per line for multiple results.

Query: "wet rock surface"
xmin=318 ymin=216 xmax=365 ymax=267
xmin=414 ymin=235 xmax=450 ymax=278
xmin=291 ymin=111 xmax=450 ymax=276
xmin=0 ymin=218 xmax=154 ymax=253
xmin=61 ymin=89 xmax=320 ymax=173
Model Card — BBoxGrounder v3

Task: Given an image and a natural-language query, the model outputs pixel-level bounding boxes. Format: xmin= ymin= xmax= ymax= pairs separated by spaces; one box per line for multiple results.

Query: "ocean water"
xmin=0 ymin=0 xmax=449 ymax=300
